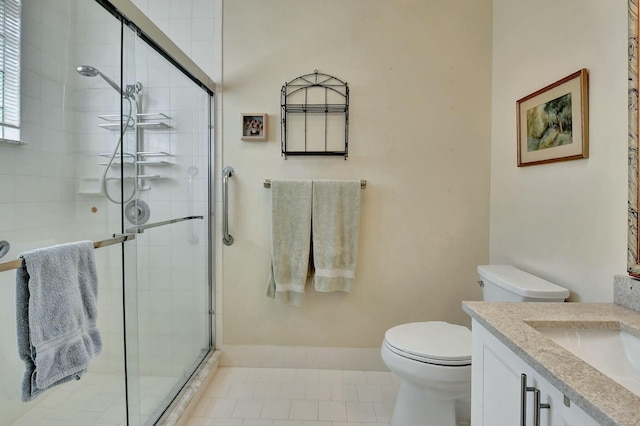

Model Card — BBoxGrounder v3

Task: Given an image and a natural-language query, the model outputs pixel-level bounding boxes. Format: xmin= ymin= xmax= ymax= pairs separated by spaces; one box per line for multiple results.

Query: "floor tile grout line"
xmin=187 ymin=367 xmax=395 ymax=425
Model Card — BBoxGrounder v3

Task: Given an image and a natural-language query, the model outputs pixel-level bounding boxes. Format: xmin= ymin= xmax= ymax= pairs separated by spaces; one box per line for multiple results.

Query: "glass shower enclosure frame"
xmin=0 ymin=0 xmax=215 ymax=425
xmin=101 ymin=1 xmax=217 ymax=424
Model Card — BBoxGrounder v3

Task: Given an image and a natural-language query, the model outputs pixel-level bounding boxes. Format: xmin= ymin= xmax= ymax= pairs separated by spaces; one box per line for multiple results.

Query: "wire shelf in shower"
xmin=0 ymin=138 xmax=27 ymax=146
xmin=99 ymin=159 xmax=172 ymax=166
xmin=99 ymin=151 xmax=172 ymax=157
xmin=99 ymin=152 xmax=173 ymax=166
xmin=105 ymin=174 xmax=164 ymax=181
xmin=98 ymin=112 xmax=173 ymax=131
xmin=98 ymin=122 xmax=172 ymax=130
xmin=137 ymin=151 xmax=172 ymax=156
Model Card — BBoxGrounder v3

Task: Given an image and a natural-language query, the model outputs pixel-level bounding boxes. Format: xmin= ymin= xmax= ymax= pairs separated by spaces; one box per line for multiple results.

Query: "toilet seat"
xmin=383 ymin=322 xmax=471 ymax=366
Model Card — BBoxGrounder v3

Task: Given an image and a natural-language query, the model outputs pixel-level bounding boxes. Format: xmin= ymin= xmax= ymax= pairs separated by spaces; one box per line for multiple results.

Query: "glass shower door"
xmin=0 ymin=1 xmax=213 ymax=424
xmin=122 ymin=22 xmax=213 ymax=425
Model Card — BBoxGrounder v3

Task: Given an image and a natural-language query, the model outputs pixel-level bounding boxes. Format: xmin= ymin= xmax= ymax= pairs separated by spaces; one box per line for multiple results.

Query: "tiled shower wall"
xmin=0 ymin=1 xmax=215 ymax=423
xmin=73 ymin=0 xmax=214 ymax=376
xmin=0 ymin=0 xmax=103 ymax=421
xmin=130 ymin=0 xmax=222 ymax=350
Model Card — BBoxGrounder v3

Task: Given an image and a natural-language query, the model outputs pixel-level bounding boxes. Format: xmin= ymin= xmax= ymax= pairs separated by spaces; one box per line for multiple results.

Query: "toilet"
xmin=380 ymin=265 xmax=570 ymax=426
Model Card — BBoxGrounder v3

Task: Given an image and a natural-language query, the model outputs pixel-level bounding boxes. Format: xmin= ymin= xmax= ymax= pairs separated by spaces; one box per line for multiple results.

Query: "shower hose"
xmin=102 ymin=96 xmax=137 ymax=204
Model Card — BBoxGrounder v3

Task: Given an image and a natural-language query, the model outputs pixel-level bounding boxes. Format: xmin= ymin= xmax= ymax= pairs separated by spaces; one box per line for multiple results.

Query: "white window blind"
xmin=0 ymin=0 xmax=20 ymax=141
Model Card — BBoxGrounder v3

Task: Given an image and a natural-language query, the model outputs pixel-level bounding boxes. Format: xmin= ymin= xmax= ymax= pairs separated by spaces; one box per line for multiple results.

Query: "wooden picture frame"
xmin=241 ymin=113 xmax=267 ymax=141
xmin=516 ymin=69 xmax=589 ymax=167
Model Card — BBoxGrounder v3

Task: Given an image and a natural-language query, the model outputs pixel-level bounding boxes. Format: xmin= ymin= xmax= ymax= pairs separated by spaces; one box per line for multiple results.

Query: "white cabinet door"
xmin=475 ymin=341 xmax=522 ymax=424
xmin=472 ymin=319 xmax=534 ymax=425
xmin=471 ymin=319 xmax=599 ymax=426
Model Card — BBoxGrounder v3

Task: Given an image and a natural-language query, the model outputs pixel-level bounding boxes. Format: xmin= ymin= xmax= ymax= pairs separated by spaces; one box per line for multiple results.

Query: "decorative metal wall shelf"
xmin=280 ymin=70 xmax=349 ymax=159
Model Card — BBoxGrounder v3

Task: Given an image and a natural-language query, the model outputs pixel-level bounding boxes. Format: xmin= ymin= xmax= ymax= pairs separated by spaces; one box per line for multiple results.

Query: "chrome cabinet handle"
xmin=521 ymin=374 xmax=531 ymax=426
xmin=533 ymin=388 xmax=551 ymax=426
xmin=521 ymin=373 xmax=550 ymax=426
xmin=521 ymin=374 xmax=527 ymax=426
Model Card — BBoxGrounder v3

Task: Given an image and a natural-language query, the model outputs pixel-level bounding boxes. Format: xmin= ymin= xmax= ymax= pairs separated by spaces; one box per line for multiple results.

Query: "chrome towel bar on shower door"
xmin=125 ymin=215 xmax=204 ymax=234
xmin=222 ymin=166 xmax=234 ymax=246
xmin=0 ymin=233 xmax=137 ymax=273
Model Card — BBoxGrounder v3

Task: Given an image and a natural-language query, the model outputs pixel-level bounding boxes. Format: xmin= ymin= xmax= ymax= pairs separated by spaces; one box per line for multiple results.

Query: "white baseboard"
xmin=218 ymin=345 xmax=388 ymax=371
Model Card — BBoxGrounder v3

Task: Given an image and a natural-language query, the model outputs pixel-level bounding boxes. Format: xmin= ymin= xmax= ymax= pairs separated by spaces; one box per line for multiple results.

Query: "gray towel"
xmin=15 ymin=240 xmax=101 ymax=401
xmin=312 ymin=180 xmax=361 ymax=293
xmin=266 ymin=180 xmax=313 ymax=307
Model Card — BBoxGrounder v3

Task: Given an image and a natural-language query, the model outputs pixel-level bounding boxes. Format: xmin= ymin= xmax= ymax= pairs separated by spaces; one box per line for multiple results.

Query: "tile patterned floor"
xmin=184 ymin=367 xmax=400 ymax=426
xmin=8 ymin=373 xmax=176 ymax=426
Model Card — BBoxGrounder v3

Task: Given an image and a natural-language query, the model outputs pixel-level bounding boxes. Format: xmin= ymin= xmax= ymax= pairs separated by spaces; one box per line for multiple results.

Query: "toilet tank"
xmin=477 ymin=265 xmax=569 ymax=302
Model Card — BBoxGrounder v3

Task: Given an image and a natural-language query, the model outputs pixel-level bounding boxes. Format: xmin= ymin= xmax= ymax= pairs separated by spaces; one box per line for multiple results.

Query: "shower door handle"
xmin=222 ymin=166 xmax=234 ymax=246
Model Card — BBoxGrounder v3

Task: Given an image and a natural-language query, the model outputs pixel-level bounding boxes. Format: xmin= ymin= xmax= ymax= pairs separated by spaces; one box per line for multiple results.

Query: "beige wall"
xmin=221 ymin=0 xmax=492 ymax=347
xmin=490 ymin=0 xmax=628 ymax=302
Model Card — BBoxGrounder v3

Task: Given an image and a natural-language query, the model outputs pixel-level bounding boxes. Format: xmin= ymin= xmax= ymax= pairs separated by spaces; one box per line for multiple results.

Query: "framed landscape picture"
xmin=516 ymin=69 xmax=589 ymax=167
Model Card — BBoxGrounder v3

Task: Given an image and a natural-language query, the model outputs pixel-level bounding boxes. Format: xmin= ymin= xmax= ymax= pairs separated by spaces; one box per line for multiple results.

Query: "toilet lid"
xmin=384 ymin=322 xmax=471 ymax=366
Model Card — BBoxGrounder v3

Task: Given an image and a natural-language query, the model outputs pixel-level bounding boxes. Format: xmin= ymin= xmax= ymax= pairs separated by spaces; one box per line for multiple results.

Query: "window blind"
xmin=0 ymin=0 xmax=20 ymax=135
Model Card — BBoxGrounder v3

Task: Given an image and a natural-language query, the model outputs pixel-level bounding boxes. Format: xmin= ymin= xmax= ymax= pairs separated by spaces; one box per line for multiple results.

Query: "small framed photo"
xmin=516 ymin=69 xmax=589 ymax=167
xmin=241 ymin=113 xmax=267 ymax=141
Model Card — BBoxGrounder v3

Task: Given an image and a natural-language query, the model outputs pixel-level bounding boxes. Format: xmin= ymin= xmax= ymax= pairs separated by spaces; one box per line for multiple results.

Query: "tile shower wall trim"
xmin=614 ymin=275 xmax=640 ymax=312
xmin=220 ymin=345 xmax=388 ymax=372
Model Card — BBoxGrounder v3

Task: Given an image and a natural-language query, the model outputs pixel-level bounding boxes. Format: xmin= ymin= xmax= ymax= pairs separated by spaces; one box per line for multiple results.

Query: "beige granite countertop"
xmin=462 ymin=301 xmax=640 ymax=426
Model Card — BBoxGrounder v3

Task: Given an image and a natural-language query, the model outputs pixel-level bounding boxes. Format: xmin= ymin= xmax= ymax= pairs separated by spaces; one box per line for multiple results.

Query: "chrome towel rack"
xmin=0 ymin=234 xmax=136 ymax=273
xmin=126 ymin=215 xmax=203 ymax=234
xmin=222 ymin=166 xmax=234 ymax=246
xmin=263 ymin=179 xmax=366 ymax=189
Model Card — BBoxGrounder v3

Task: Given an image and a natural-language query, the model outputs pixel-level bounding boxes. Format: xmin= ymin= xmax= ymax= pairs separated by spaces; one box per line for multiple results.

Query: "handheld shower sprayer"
xmin=77 ymin=64 xmax=143 ymax=204
xmin=76 ymin=65 xmax=142 ymax=98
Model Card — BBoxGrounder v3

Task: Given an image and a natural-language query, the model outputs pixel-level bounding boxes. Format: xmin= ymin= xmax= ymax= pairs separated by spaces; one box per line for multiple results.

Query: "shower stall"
xmin=0 ymin=0 xmax=215 ymax=424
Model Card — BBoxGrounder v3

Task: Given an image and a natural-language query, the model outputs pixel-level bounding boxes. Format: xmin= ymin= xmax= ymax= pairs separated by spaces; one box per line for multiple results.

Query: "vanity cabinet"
xmin=471 ymin=319 xmax=599 ymax=426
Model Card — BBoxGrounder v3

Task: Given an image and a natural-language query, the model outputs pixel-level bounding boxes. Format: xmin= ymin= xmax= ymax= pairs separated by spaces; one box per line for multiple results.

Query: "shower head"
xmin=76 ymin=65 xmax=100 ymax=77
xmin=76 ymin=65 xmax=141 ymax=98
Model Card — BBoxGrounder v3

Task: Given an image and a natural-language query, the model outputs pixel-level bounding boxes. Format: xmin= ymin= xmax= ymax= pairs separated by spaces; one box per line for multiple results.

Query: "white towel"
xmin=266 ymin=180 xmax=313 ymax=307
xmin=312 ymin=180 xmax=361 ymax=293
xmin=15 ymin=241 xmax=101 ymax=401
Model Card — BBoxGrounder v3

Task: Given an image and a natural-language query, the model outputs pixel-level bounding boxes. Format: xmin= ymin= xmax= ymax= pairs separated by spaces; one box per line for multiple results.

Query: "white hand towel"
xmin=312 ymin=180 xmax=361 ymax=293
xmin=15 ymin=241 xmax=101 ymax=401
xmin=266 ymin=180 xmax=313 ymax=306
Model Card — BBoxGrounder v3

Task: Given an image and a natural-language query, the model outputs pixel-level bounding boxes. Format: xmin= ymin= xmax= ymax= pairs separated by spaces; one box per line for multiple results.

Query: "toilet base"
xmin=391 ymin=381 xmax=458 ymax=426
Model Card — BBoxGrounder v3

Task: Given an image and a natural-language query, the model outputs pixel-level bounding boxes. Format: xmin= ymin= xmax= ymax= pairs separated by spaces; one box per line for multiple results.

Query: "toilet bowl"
xmin=381 ymin=321 xmax=471 ymax=426
xmin=381 ymin=265 xmax=570 ymax=426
